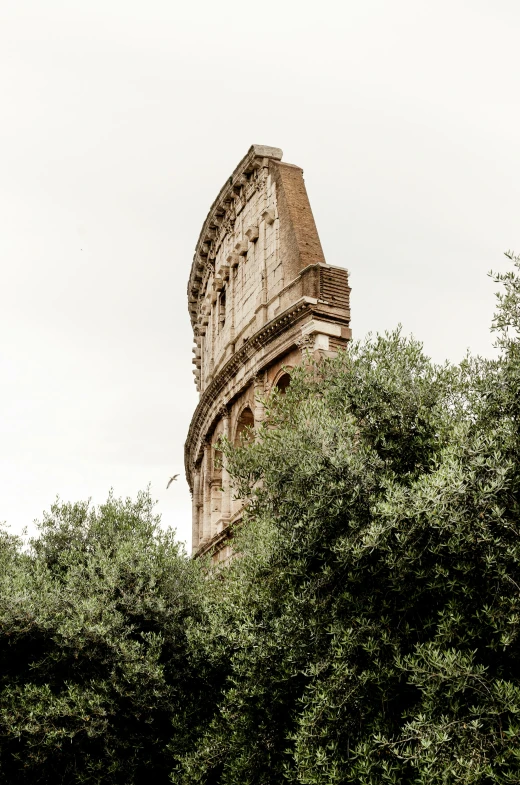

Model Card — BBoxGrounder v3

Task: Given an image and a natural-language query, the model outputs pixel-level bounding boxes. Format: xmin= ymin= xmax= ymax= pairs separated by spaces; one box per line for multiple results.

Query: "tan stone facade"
xmin=185 ymin=145 xmax=351 ymax=562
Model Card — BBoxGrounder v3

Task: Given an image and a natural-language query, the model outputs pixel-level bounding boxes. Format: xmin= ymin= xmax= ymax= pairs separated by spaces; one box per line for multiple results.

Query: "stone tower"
xmin=185 ymin=145 xmax=351 ymax=561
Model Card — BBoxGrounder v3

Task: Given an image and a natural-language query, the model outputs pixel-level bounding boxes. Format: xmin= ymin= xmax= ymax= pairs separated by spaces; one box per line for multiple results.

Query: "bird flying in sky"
xmin=166 ymin=474 xmax=179 ymax=489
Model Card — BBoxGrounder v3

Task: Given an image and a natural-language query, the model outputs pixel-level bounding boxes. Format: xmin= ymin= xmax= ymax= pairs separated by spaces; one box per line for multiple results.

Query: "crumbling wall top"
xmin=187 ymin=145 xmax=283 ymax=327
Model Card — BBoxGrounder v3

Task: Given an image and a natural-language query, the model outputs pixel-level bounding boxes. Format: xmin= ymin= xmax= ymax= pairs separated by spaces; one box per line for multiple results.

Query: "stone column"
xmin=253 ymin=374 xmax=266 ymax=430
xmin=260 ymin=217 xmax=268 ymax=311
xmin=209 ymin=301 xmax=215 ymax=382
xmin=210 ymin=473 xmax=221 ymax=538
xmin=228 ymin=264 xmax=236 ymax=352
xmin=199 ymin=331 xmax=205 ymax=390
xmin=191 ymin=468 xmax=201 ymax=550
xmin=220 ymin=408 xmax=231 ymax=526
xmin=296 ymin=333 xmax=314 ymax=367
xmin=202 ymin=442 xmax=212 ymax=542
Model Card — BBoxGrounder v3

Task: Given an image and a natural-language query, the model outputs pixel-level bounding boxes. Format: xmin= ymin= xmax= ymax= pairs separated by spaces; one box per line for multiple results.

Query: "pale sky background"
xmin=1 ymin=0 xmax=519 ymax=551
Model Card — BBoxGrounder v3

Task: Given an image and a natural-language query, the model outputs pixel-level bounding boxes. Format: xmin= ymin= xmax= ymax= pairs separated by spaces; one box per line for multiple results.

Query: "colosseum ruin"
xmin=185 ymin=145 xmax=351 ymax=562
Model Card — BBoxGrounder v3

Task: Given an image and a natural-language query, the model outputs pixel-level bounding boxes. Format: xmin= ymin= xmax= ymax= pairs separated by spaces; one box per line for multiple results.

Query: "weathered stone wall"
xmin=185 ymin=145 xmax=352 ymax=561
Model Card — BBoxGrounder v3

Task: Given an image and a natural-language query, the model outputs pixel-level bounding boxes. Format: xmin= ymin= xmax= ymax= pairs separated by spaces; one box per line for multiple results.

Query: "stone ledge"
xmin=193 ymin=512 xmax=244 ymax=560
xmin=184 ymin=297 xmax=351 ymax=488
xmin=193 ymin=522 xmax=233 ymax=559
xmin=208 ymin=262 xmax=350 ymax=383
xmin=302 ymin=319 xmax=342 ymax=338
xmin=184 ymin=296 xmax=315 ymax=485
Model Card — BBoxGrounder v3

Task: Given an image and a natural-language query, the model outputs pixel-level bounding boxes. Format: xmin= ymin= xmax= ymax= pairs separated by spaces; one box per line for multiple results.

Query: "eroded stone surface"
xmin=185 ymin=145 xmax=352 ymax=561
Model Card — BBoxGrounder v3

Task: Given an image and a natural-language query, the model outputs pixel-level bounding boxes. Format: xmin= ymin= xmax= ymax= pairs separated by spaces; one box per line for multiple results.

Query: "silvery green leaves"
xmin=180 ymin=254 xmax=520 ymax=784
xmin=0 ymin=490 xmax=206 ymax=785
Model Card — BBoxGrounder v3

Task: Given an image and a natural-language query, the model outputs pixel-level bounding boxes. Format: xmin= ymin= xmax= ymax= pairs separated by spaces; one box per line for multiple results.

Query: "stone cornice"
xmin=194 ymin=524 xmax=233 ymax=559
xmin=184 ymin=296 xmax=318 ymax=486
xmin=187 ymin=145 xmax=283 ymax=328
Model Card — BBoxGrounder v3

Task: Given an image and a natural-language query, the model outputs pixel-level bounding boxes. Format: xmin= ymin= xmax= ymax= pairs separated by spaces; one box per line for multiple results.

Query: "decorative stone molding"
xmin=245 ymin=225 xmax=259 ymax=243
xmin=217 ymin=261 xmax=230 ymax=280
xmin=227 ymin=253 xmax=240 ymax=268
xmin=301 ymin=318 xmax=342 ymax=338
xmin=235 ymin=240 xmax=248 ymax=256
xmin=296 ymin=333 xmax=314 ymax=353
xmin=261 ymin=207 xmax=275 ymax=225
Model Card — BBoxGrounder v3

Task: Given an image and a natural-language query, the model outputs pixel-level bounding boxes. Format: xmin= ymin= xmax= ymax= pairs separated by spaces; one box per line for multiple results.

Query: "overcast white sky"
xmin=1 ymin=0 xmax=519 ymax=550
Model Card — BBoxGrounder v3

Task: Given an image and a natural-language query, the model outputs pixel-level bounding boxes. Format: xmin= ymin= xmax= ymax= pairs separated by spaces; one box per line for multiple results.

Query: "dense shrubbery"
xmin=3 ymin=254 xmax=520 ymax=783
xmin=0 ymin=492 xmax=210 ymax=784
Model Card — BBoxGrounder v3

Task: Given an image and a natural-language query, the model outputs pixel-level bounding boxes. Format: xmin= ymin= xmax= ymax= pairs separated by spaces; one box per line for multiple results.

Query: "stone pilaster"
xmin=202 ymin=442 xmax=212 ymax=542
xmin=253 ymin=374 xmax=266 ymax=429
xmin=220 ymin=407 xmax=231 ymax=525
xmin=191 ymin=468 xmax=201 ymax=548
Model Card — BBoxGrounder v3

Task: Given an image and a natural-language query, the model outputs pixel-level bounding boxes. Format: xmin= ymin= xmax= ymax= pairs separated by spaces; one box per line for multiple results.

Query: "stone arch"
xmin=274 ymin=370 xmax=292 ymax=395
xmin=234 ymin=406 xmax=255 ymax=446
xmin=209 ymin=411 xmax=231 ymax=489
xmin=270 ymin=366 xmax=293 ymax=395
xmin=196 ymin=416 xmax=221 ymax=468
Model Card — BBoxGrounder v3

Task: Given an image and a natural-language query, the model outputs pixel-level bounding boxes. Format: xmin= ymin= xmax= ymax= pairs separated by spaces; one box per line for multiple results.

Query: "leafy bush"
xmin=0 ymin=490 xmax=207 ymax=784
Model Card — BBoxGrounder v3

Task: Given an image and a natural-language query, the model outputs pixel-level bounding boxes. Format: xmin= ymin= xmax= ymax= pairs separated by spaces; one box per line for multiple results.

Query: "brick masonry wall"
xmin=270 ymin=161 xmax=326 ymax=282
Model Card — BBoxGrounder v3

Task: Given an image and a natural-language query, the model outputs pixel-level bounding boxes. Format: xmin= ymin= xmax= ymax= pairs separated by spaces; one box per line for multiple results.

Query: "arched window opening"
xmin=275 ymin=372 xmax=291 ymax=395
xmin=234 ymin=407 xmax=255 ymax=446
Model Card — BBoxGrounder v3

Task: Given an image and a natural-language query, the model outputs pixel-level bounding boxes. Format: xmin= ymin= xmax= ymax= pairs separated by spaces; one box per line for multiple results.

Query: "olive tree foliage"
xmin=177 ymin=253 xmax=520 ymax=785
xmin=0 ymin=490 xmax=208 ymax=785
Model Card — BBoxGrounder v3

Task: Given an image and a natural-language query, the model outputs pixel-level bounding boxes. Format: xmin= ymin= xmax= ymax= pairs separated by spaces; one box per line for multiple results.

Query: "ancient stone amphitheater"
xmin=185 ymin=145 xmax=351 ymax=562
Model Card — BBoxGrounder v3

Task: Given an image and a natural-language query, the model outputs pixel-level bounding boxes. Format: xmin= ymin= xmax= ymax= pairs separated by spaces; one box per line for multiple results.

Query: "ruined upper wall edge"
xmin=186 ymin=144 xmax=284 ymax=327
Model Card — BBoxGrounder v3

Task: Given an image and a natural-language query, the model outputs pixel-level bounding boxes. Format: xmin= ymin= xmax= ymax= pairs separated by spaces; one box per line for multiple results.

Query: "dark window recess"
xmin=276 ymin=373 xmax=291 ymax=395
xmin=235 ymin=408 xmax=255 ymax=446
xmin=219 ymin=288 xmax=226 ymax=329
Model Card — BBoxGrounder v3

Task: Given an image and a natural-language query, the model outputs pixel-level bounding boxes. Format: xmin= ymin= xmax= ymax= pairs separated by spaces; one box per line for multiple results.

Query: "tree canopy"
xmin=176 ymin=252 xmax=520 ymax=784
xmin=3 ymin=253 xmax=520 ymax=784
xmin=0 ymin=491 xmax=208 ymax=784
